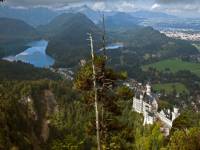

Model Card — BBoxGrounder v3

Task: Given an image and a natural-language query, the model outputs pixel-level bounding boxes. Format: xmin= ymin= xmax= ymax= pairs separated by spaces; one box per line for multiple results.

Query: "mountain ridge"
xmin=0 ymin=17 xmax=39 ymax=58
xmin=38 ymin=13 xmax=102 ymax=67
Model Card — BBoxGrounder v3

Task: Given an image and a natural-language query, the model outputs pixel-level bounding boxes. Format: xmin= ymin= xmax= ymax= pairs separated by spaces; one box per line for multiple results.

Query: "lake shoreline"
xmin=3 ymin=40 xmax=55 ymax=68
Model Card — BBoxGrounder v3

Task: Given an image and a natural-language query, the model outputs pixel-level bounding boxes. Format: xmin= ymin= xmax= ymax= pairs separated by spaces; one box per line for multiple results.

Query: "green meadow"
xmin=153 ymin=83 xmax=189 ymax=94
xmin=142 ymin=58 xmax=200 ymax=77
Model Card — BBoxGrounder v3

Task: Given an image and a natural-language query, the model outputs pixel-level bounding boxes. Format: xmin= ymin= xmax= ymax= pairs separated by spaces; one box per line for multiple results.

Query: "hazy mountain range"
xmin=0 ymin=5 xmax=177 ymax=26
xmin=0 ymin=5 xmax=198 ymax=68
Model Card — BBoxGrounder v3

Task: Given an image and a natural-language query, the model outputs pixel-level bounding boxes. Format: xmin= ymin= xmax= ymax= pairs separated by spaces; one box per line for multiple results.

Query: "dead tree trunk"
xmin=89 ymin=34 xmax=101 ymax=150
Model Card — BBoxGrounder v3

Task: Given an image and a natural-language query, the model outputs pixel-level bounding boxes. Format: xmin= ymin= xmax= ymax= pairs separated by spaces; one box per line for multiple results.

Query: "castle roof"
xmin=135 ymin=90 xmax=158 ymax=105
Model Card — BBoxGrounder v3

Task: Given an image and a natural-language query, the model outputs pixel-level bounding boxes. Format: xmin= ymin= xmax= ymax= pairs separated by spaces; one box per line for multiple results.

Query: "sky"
xmin=3 ymin=0 xmax=200 ymax=17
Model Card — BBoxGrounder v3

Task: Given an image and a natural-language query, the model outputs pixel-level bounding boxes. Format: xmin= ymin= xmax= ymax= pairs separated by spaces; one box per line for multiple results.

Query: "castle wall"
xmin=157 ymin=112 xmax=173 ymax=127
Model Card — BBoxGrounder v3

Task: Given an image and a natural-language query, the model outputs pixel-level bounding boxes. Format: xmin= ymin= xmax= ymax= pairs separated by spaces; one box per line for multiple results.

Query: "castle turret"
xmin=172 ymin=107 xmax=179 ymax=121
xmin=146 ymin=83 xmax=151 ymax=96
xmin=140 ymin=94 xmax=144 ymax=101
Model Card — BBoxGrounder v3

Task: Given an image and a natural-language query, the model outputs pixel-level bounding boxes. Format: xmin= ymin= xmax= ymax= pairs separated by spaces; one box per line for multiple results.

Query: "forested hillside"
xmin=1 ymin=58 xmax=200 ymax=149
xmin=0 ymin=60 xmax=59 ymax=80
xmin=36 ymin=12 xmax=199 ymax=69
xmin=107 ymin=26 xmax=198 ymax=58
xmin=0 ymin=18 xmax=39 ymax=58
xmin=38 ymin=13 xmax=102 ymax=67
xmin=101 ymin=12 xmax=142 ymax=29
xmin=0 ymin=6 xmax=58 ymax=26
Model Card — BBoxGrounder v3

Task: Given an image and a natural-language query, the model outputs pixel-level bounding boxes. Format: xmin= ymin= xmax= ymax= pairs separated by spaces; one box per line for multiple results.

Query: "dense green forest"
xmin=0 ymin=45 xmax=199 ymax=149
xmin=0 ymin=60 xmax=59 ymax=80
xmin=0 ymin=61 xmax=200 ymax=149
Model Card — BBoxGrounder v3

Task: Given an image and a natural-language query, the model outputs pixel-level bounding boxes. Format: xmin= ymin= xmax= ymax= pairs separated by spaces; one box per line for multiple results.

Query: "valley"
xmin=0 ymin=2 xmax=200 ymax=150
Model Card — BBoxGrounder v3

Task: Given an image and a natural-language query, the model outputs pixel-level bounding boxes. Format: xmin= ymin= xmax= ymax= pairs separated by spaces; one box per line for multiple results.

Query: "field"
xmin=153 ymin=83 xmax=189 ymax=94
xmin=142 ymin=58 xmax=200 ymax=77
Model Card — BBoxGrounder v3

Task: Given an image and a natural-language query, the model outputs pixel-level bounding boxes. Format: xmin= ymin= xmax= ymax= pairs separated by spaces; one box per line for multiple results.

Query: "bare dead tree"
xmin=88 ymin=33 xmax=101 ymax=150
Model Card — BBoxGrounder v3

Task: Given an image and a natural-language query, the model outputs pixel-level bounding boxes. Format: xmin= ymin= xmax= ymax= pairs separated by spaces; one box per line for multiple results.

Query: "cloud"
xmin=92 ymin=2 xmax=106 ymax=11
xmin=4 ymin=0 xmax=200 ymax=7
xmin=4 ymin=0 xmax=152 ymax=7
xmin=151 ymin=3 xmax=160 ymax=10
xmin=118 ymin=1 xmax=135 ymax=12
xmin=2 ymin=0 xmax=200 ymax=17
xmin=156 ymin=0 xmax=200 ymax=4
xmin=5 ymin=0 xmax=82 ymax=7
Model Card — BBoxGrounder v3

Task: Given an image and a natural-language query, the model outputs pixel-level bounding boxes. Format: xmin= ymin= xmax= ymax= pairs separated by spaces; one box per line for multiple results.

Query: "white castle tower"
xmin=146 ymin=83 xmax=151 ymax=96
xmin=172 ymin=107 xmax=179 ymax=121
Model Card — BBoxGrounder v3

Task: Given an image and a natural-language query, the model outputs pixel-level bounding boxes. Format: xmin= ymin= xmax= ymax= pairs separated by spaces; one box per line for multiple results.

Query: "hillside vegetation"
xmin=0 ymin=60 xmax=59 ymax=80
xmin=0 ymin=6 xmax=58 ymax=26
xmin=0 ymin=62 xmax=200 ymax=149
xmin=108 ymin=27 xmax=198 ymax=58
xmin=0 ymin=18 xmax=39 ymax=58
xmin=102 ymin=12 xmax=142 ymax=29
xmin=38 ymin=13 xmax=102 ymax=67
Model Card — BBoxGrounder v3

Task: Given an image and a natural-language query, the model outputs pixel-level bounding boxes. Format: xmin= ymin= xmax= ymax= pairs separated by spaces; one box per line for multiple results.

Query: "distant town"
xmin=161 ymin=30 xmax=200 ymax=41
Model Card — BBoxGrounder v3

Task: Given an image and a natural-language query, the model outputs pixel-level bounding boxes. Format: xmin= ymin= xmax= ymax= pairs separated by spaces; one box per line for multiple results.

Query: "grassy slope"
xmin=142 ymin=58 xmax=200 ymax=77
xmin=153 ymin=83 xmax=189 ymax=94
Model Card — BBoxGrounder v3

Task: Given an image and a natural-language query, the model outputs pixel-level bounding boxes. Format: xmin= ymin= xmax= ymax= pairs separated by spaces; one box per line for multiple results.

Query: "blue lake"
xmin=3 ymin=40 xmax=55 ymax=68
xmin=3 ymin=41 xmax=123 ymax=68
xmin=105 ymin=43 xmax=124 ymax=50
xmin=99 ymin=43 xmax=124 ymax=52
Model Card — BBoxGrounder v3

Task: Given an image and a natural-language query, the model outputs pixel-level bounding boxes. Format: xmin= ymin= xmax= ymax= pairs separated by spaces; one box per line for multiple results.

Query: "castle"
xmin=125 ymin=80 xmax=180 ymax=135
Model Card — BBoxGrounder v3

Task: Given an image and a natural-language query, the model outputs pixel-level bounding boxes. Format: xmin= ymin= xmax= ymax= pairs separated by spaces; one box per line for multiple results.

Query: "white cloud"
xmin=91 ymin=2 xmax=106 ymax=11
xmin=151 ymin=3 xmax=160 ymax=10
xmin=10 ymin=6 xmax=28 ymax=10
xmin=90 ymin=1 xmax=135 ymax=12
xmin=2 ymin=0 xmax=200 ymax=17
xmin=117 ymin=1 xmax=135 ymax=12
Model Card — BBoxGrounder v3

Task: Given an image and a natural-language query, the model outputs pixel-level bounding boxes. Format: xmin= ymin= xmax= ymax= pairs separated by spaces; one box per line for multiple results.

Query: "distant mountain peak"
xmin=132 ymin=10 xmax=177 ymax=19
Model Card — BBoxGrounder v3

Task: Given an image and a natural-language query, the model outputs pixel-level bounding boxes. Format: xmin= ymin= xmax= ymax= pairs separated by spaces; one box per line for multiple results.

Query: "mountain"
xmin=37 ymin=13 xmax=79 ymax=36
xmin=131 ymin=10 xmax=176 ymax=19
xmin=106 ymin=26 xmax=198 ymax=73
xmin=39 ymin=13 xmax=102 ymax=67
xmin=39 ymin=12 xmax=197 ymax=68
xmin=0 ymin=6 xmax=59 ymax=26
xmin=77 ymin=5 xmax=101 ymax=23
xmin=101 ymin=12 xmax=142 ymax=30
xmin=109 ymin=26 xmax=198 ymax=56
xmin=64 ymin=5 xmax=101 ymax=23
xmin=0 ymin=17 xmax=37 ymax=38
xmin=0 ymin=18 xmax=39 ymax=58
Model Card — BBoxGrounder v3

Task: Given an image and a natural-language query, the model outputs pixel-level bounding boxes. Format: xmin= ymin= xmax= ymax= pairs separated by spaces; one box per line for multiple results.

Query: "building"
xmin=132 ymin=83 xmax=180 ymax=135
